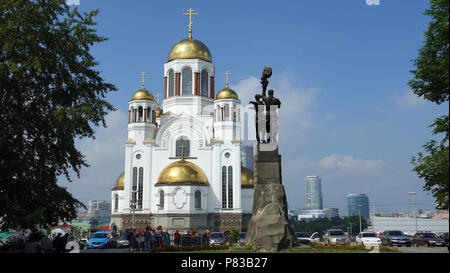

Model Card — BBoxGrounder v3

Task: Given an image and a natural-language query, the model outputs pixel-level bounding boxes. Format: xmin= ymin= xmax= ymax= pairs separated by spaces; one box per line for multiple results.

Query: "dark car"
xmin=412 ymin=232 xmax=447 ymax=247
xmin=238 ymin=232 xmax=246 ymax=243
xmin=295 ymin=232 xmax=311 ymax=245
xmin=381 ymin=230 xmax=411 ymax=247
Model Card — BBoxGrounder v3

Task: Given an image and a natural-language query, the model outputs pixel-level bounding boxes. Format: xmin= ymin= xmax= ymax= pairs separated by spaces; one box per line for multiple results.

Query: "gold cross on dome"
xmin=139 ymin=72 xmax=148 ymax=89
xmin=156 ymin=93 xmax=161 ymax=104
xmin=183 ymin=8 xmax=198 ymax=40
xmin=224 ymin=70 xmax=231 ymax=87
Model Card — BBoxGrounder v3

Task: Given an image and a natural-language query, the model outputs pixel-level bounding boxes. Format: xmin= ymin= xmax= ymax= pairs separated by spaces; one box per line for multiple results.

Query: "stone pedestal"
xmin=246 ymin=145 xmax=297 ymax=252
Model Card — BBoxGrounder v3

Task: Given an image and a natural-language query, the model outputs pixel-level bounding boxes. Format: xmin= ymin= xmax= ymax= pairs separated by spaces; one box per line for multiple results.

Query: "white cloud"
xmin=231 ymin=72 xmax=318 ymax=149
xmin=394 ymin=90 xmax=426 ymax=108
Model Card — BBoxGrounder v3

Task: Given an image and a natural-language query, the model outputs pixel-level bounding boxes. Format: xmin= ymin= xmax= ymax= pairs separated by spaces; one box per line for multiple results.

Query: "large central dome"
xmin=168 ymin=38 xmax=212 ymax=63
xmin=156 ymin=159 xmax=208 ymax=185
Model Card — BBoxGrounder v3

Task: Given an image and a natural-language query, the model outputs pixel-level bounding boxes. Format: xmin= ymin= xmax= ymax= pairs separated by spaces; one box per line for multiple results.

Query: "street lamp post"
xmin=408 ymin=192 xmax=418 ymax=233
xmin=358 ymin=204 xmax=363 ymax=234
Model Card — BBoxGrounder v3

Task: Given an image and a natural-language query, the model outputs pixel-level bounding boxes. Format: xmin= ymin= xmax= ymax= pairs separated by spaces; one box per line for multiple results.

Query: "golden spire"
xmin=139 ymin=72 xmax=148 ymax=89
xmin=224 ymin=70 xmax=231 ymax=88
xmin=183 ymin=8 xmax=198 ymax=40
xmin=156 ymin=93 xmax=161 ymax=105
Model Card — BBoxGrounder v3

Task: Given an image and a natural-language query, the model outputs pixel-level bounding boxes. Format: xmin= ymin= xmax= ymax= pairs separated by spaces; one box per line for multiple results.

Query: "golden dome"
xmin=112 ymin=172 xmax=124 ymax=190
xmin=131 ymin=87 xmax=154 ymax=101
xmin=156 ymin=107 xmax=163 ymax=118
xmin=168 ymin=38 xmax=212 ymax=63
xmin=216 ymin=85 xmax=239 ymax=100
xmin=241 ymin=166 xmax=254 ymax=188
xmin=156 ymin=159 xmax=208 ymax=186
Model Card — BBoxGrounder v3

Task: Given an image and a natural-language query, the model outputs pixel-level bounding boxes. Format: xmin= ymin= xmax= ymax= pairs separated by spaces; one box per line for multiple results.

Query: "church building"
xmin=110 ymin=10 xmax=254 ymax=234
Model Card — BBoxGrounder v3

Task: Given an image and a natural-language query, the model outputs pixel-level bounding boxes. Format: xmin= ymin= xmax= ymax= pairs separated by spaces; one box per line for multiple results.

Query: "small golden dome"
xmin=216 ymin=85 xmax=239 ymax=100
xmin=112 ymin=172 xmax=124 ymax=190
xmin=131 ymin=87 xmax=154 ymax=101
xmin=156 ymin=107 xmax=163 ymax=118
xmin=168 ymin=38 xmax=212 ymax=63
xmin=156 ymin=159 xmax=208 ymax=186
xmin=241 ymin=166 xmax=254 ymax=188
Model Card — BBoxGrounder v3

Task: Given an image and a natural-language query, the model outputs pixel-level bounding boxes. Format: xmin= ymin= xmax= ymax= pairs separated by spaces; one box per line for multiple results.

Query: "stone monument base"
xmin=245 ymin=146 xmax=297 ymax=252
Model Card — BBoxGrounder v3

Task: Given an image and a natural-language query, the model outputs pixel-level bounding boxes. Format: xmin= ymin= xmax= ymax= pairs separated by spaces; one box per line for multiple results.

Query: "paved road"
xmin=398 ymin=246 xmax=449 ymax=254
xmin=80 ymin=247 xmax=131 ymax=253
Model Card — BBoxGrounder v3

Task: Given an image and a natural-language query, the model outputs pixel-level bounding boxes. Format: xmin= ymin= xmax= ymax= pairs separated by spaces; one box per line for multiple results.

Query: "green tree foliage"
xmin=0 ymin=0 xmax=116 ymax=229
xmin=409 ymin=0 xmax=449 ymax=210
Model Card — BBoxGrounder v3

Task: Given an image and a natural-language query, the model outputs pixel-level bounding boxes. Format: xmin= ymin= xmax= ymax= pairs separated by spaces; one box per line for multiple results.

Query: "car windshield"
xmin=239 ymin=233 xmax=246 ymax=239
xmin=211 ymin=233 xmax=224 ymax=239
xmin=423 ymin=233 xmax=437 ymax=238
xmin=93 ymin=233 xmax=107 ymax=238
xmin=362 ymin=233 xmax=377 ymax=238
xmin=295 ymin=232 xmax=309 ymax=237
xmin=388 ymin=231 xmax=403 ymax=236
xmin=329 ymin=231 xmax=345 ymax=236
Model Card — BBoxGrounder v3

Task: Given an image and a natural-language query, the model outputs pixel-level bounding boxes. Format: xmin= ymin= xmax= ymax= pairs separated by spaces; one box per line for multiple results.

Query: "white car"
xmin=356 ymin=232 xmax=382 ymax=247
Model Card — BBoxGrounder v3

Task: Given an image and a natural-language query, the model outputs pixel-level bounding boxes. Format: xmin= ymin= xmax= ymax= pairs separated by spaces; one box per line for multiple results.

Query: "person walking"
xmin=174 ymin=230 xmax=180 ymax=247
xmin=155 ymin=226 xmax=162 ymax=248
xmin=127 ymin=228 xmax=135 ymax=252
xmin=150 ymin=228 xmax=156 ymax=250
xmin=164 ymin=229 xmax=170 ymax=247
xmin=144 ymin=227 xmax=151 ymax=251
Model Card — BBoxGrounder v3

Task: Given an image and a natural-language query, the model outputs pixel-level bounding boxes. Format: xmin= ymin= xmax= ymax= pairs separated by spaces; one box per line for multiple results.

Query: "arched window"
xmin=168 ymin=69 xmax=174 ymax=97
xmin=222 ymin=166 xmax=227 ymax=209
xmin=228 ymin=166 xmax=233 ymax=208
xmin=224 ymin=104 xmax=230 ymax=121
xmin=176 ymin=136 xmax=190 ymax=158
xmin=159 ymin=190 xmax=165 ymax=210
xmin=195 ymin=190 xmax=201 ymax=209
xmin=138 ymin=167 xmax=143 ymax=209
xmin=181 ymin=67 xmax=192 ymax=95
xmin=200 ymin=70 xmax=208 ymax=96
xmin=114 ymin=194 xmax=119 ymax=212
xmin=132 ymin=167 xmax=137 ymax=208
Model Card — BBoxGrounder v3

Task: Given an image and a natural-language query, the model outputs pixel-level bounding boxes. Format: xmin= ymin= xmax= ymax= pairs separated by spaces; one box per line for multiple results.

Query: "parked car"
xmin=309 ymin=232 xmax=322 ymax=244
xmin=380 ymin=230 xmax=411 ymax=247
xmin=115 ymin=233 xmax=130 ymax=248
xmin=355 ymin=232 xmax=382 ymax=247
xmin=0 ymin=234 xmax=26 ymax=251
xmin=86 ymin=232 xmax=112 ymax=249
xmin=295 ymin=232 xmax=312 ymax=245
xmin=323 ymin=229 xmax=350 ymax=245
xmin=412 ymin=232 xmax=447 ymax=247
xmin=209 ymin=232 xmax=226 ymax=246
xmin=238 ymin=232 xmax=246 ymax=243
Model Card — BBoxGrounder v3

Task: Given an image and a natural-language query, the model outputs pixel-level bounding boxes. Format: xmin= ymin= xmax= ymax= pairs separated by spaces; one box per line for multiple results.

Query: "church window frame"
xmin=222 ymin=166 xmax=227 ymax=209
xmin=200 ymin=70 xmax=209 ymax=96
xmin=114 ymin=194 xmax=119 ymax=212
xmin=168 ymin=69 xmax=175 ymax=97
xmin=132 ymin=167 xmax=138 ymax=208
xmin=228 ymin=166 xmax=233 ymax=208
xmin=175 ymin=136 xmax=190 ymax=158
xmin=195 ymin=190 xmax=201 ymax=209
xmin=181 ymin=67 xmax=193 ymax=95
xmin=138 ymin=167 xmax=144 ymax=209
xmin=137 ymin=106 xmax=143 ymax=122
xmin=159 ymin=190 xmax=165 ymax=210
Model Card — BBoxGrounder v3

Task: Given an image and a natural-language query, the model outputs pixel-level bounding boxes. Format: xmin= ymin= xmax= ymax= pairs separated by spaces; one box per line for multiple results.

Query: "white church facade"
xmin=110 ymin=18 xmax=254 ymax=234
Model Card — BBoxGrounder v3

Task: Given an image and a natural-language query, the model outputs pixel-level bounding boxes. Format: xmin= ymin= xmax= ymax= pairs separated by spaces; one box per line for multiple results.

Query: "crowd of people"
xmin=124 ymin=226 xmax=210 ymax=251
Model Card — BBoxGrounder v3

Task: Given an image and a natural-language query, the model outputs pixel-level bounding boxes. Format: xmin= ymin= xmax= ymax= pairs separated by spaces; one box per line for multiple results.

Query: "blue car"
xmin=87 ymin=232 xmax=111 ymax=249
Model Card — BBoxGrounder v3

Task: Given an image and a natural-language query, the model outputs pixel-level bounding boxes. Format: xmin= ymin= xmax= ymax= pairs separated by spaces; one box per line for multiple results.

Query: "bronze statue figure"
xmin=250 ymin=67 xmax=281 ymax=144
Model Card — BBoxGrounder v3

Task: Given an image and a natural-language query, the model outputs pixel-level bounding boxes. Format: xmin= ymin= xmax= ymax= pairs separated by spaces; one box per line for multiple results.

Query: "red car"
xmin=412 ymin=232 xmax=447 ymax=247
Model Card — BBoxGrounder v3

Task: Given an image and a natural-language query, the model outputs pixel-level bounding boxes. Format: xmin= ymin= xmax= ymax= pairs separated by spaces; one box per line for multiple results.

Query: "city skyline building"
xmin=347 ymin=193 xmax=370 ymax=219
xmin=241 ymin=143 xmax=254 ymax=170
xmin=304 ymin=176 xmax=323 ymax=210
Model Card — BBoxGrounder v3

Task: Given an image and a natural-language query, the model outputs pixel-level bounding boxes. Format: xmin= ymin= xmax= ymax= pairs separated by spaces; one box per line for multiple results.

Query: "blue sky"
xmin=61 ymin=0 xmax=448 ymax=214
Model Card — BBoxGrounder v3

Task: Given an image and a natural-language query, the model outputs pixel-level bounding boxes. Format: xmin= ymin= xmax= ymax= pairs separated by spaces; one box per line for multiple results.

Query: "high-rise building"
xmin=304 ymin=176 xmax=323 ymax=210
xmin=323 ymin=208 xmax=339 ymax=219
xmin=241 ymin=143 xmax=254 ymax=170
xmin=347 ymin=194 xmax=370 ymax=219
xmin=88 ymin=200 xmax=111 ymax=222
